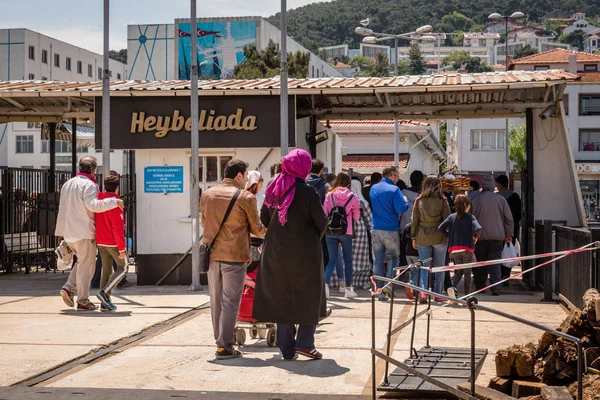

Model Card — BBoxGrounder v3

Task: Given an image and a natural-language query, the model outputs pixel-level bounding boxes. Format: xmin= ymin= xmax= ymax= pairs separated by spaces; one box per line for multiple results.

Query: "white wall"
xmin=19 ymin=29 xmax=127 ymax=81
xmin=3 ymin=122 xmax=124 ymax=172
xmin=127 ymin=24 xmax=175 ymax=80
xmin=565 ymin=83 xmax=600 ymax=161
xmin=339 ymin=133 xmax=411 ymax=155
xmin=0 ymin=29 xmax=25 ymax=80
xmin=533 ymin=109 xmax=583 ymax=226
xmin=452 ymin=118 xmax=523 ymax=173
xmin=407 ymin=134 xmax=438 ymax=177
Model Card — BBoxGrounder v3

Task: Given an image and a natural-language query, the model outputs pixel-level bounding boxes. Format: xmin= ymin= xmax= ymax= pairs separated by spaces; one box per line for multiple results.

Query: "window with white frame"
xmin=192 ymin=155 xmax=233 ymax=193
xmin=16 ymin=135 xmax=34 ymax=153
xmin=470 ymin=129 xmax=506 ymax=151
xmin=579 ymin=129 xmax=600 ymax=151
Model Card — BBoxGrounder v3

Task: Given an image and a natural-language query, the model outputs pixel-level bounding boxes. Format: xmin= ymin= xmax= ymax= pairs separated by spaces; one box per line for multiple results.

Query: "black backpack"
xmin=326 ymin=196 xmax=353 ymax=236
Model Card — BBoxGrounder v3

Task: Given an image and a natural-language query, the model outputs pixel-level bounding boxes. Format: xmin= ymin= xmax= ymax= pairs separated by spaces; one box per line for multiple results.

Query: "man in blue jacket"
xmin=370 ymin=166 xmax=409 ymax=300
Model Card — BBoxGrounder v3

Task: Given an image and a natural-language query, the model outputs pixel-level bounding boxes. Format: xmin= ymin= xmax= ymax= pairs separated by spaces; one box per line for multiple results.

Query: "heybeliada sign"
xmin=95 ymin=96 xmax=296 ymax=149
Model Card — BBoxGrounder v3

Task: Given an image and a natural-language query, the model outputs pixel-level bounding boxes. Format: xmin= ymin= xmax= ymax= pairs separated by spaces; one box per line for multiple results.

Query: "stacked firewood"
xmin=490 ymin=289 xmax=600 ymax=399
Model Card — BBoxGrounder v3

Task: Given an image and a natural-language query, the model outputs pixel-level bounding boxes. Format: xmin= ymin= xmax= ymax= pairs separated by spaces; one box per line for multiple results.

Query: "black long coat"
xmin=252 ymin=179 xmax=328 ymax=326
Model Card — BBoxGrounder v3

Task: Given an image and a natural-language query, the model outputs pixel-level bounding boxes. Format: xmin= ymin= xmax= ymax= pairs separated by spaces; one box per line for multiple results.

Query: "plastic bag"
xmin=501 ymin=242 xmax=519 ymax=268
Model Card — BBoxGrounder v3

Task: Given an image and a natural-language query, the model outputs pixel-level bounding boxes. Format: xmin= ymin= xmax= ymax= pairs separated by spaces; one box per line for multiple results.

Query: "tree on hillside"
xmin=350 ymin=54 xmax=374 ymax=70
xmin=513 ymin=45 xmax=539 ymax=59
xmin=441 ymin=50 xmax=494 ymax=73
xmin=408 ymin=43 xmax=426 ymax=75
xmin=266 ymin=0 xmax=600 ymax=52
xmin=439 ymin=12 xmax=474 ymax=33
xmin=558 ymin=30 xmax=586 ymax=51
xmin=233 ymin=41 xmax=310 ymax=79
xmin=509 ymin=123 xmax=527 ymax=172
xmin=109 ymin=49 xmax=127 ymax=64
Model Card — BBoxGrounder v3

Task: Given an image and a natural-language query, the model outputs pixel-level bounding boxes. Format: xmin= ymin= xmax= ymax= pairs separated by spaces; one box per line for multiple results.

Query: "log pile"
xmin=489 ymin=289 xmax=600 ymax=400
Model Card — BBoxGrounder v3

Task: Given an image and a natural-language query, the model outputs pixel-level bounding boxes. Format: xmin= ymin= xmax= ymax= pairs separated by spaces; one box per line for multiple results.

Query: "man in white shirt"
xmin=56 ymin=156 xmax=124 ymax=311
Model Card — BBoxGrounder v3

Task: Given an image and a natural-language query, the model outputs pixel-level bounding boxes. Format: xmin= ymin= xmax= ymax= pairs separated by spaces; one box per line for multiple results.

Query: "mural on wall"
xmin=178 ymin=21 xmax=257 ymax=80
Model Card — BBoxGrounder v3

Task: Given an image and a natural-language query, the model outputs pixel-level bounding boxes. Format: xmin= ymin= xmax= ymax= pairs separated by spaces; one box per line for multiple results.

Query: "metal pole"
xmin=394 ymin=38 xmax=399 ymax=168
xmin=371 ymin=282 xmax=377 ymax=400
xmin=190 ymin=0 xmax=201 ymax=291
xmin=505 ymin=16 xmax=510 ymax=178
xmin=71 ymin=118 xmax=77 ymax=176
xmin=280 ymin=0 xmax=289 ymax=157
xmin=49 ymin=123 xmax=56 ymax=191
xmin=467 ymin=297 xmax=478 ymax=397
xmin=102 ymin=0 xmax=110 ymax=174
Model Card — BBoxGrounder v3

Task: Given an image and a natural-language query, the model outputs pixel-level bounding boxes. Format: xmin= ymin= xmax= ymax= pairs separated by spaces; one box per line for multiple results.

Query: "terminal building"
xmin=127 ymin=16 xmax=341 ymax=81
xmin=0 ymin=28 xmax=127 ymax=173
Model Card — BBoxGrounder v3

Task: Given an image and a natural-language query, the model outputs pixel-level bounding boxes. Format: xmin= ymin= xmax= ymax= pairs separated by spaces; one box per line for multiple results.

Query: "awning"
xmin=40 ymin=122 xmax=95 ymax=147
xmin=342 ymin=154 xmax=410 ymax=170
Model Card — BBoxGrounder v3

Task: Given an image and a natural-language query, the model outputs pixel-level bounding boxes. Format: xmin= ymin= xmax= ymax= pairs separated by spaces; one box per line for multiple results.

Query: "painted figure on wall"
xmin=178 ymin=21 xmax=257 ymax=80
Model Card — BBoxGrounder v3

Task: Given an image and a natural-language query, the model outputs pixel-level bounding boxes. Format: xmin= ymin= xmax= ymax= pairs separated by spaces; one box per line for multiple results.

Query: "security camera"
xmin=360 ymin=18 xmax=370 ymax=27
xmin=539 ymin=105 xmax=556 ymax=120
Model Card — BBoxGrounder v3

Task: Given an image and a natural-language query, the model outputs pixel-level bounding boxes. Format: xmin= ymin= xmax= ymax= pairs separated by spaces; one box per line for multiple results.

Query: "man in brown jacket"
xmin=200 ymin=159 xmax=266 ymax=360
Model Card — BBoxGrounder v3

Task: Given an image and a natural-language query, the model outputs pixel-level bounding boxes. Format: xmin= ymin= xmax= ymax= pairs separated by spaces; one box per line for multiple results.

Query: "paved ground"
xmin=0 ymin=271 xmax=568 ymax=399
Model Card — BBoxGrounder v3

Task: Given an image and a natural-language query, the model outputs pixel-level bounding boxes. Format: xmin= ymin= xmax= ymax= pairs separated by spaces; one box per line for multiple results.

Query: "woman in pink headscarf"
xmin=252 ymin=149 xmax=328 ymax=360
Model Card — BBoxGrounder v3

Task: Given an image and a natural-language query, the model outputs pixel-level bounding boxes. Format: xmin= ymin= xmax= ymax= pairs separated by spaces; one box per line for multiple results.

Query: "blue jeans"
xmin=417 ymin=244 xmax=448 ymax=294
xmin=372 ymin=230 xmax=400 ymax=289
xmin=277 ymin=324 xmax=316 ymax=359
xmin=406 ymin=255 xmax=428 ymax=290
xmin=325 ymin=235 xmax=353 ymax=286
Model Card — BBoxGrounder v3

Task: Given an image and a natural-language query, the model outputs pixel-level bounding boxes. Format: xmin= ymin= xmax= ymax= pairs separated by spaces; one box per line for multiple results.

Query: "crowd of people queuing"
xmin=55 ymin=154 xmax=520 ymax=362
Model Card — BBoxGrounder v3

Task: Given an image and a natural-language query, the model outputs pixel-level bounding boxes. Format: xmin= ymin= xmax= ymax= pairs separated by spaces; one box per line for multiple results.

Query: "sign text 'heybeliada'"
xmin=130 ymin=108 xmax=258 ymax=138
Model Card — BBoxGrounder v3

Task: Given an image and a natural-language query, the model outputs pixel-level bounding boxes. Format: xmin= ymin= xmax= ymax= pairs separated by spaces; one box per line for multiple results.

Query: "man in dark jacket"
xmin=362 ymin=172 xmax=382 ymax=208
xmin=471 ymin=175 xmax=514 ymax=295
xmin=306 ymin=159 xmax=330 ymax=205
xmin=495 ymin=175 xmax=522 ymax=280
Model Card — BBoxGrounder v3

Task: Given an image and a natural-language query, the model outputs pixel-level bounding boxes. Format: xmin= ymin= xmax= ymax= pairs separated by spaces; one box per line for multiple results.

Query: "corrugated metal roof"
xmin=342 ymin=154 xmax=409 ymax=170
xmin=61 ymin=123 xmax=95 ymax=136
xmin=326 ymin=120 xmax=429 ymax=127
xmin=0 ymin=70 xmax=578 ymax=96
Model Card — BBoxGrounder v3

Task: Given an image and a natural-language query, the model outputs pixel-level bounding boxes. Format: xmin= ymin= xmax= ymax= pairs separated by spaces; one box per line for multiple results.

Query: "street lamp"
xmin=488 ymin=11 xmax=525 ymax=179
xmin=354 ymin=21 xmax=433 ymax=168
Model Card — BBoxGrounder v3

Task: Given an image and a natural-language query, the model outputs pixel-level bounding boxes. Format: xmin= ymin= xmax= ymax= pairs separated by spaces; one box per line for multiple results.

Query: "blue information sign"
xmin=144 ymin=166 xmax=184 ymax=193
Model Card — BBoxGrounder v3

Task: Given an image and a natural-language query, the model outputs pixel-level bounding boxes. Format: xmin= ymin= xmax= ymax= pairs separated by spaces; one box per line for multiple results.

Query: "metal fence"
xmin=554 ymin=225 xmax=600 ymax=308
xmin=0 ymin=167 xmax=136 ymax=273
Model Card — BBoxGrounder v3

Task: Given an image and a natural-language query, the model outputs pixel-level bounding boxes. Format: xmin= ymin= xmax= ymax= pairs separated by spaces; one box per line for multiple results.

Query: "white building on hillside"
xmin=561 ymin=13 xmax=597 ymax=35
xmin=127 ymin=17 xmax=340 ymax=81
xmin=584 ymin=29 xmax=600 ymax=53
xmin=326 ymin=120 xmax=445 ymax=182
xmin=496 ymin=27 xmax=569 ymax=66
xmin=319 ymin=44 xmax=349 ymax=61
xmin=0 ymin=28 xmax=127 ymax=173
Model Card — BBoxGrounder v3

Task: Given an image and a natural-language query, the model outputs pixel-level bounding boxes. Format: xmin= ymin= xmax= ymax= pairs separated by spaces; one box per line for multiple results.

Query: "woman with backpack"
xmin=323 ymin=172 xmax=360 ymax=299
xmin=410 ymin=175 xmax=451 ymax=300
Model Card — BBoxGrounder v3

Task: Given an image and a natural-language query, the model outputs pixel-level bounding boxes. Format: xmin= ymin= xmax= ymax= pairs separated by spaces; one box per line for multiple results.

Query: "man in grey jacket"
xmin=471 ymin=175 xmax=514 ymax=295
xmin=56 ymin=156 xmax=124 ymax=311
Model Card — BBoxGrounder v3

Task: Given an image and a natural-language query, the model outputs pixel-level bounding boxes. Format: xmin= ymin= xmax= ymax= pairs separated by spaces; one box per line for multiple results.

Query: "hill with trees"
xmin=267 ymin=0 xmax=600 ymax=52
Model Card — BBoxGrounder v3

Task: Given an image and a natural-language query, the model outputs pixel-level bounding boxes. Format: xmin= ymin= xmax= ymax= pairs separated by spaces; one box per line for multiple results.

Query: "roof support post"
xmin=102 ymin=0 xmax=110 ymax=174
xmin=280 ymin=0 xmax=289 ymax=157
xmin=48 ymin=122 xmax=56 ymax=191
xmin=189 ymin=0 xmax=202 ymax=291
xmin=71 ymin=119 xmax=77 ymax=176
xmin=394 ymin=37 xmax=399 ymax=169
xmin=524 ymin=107 xmax=534 ymax=288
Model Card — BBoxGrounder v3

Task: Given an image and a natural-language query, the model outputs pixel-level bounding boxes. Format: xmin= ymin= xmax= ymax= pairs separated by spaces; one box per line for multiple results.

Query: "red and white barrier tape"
xmin=429 ymin=243 xmax=600 ymax=274
xmin=428 ymin=242 xmax=598 ymax=313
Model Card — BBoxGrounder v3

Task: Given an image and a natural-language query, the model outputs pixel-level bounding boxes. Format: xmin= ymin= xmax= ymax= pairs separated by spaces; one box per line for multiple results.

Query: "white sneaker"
xmin=339 ymin=286 xmax=346 ymax=294
xmin=325 ymin=285 xmax=330 ymax=300
xmin=345 ymin=288 xmax=358 ymax=299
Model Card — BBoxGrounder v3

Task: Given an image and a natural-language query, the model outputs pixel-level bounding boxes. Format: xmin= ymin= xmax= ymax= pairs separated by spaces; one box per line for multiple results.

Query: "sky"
xmin=0 ymin=0 xmax=330 ymax=54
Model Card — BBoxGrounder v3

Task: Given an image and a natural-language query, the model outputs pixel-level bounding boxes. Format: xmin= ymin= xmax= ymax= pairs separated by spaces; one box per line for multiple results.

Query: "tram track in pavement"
xmin=10 ymin=301 xmax=211 ymax=388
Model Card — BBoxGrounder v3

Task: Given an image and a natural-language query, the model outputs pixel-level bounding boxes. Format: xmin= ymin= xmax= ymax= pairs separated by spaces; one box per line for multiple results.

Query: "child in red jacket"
xmin=95 ymin=175 xmax=127 ymax=311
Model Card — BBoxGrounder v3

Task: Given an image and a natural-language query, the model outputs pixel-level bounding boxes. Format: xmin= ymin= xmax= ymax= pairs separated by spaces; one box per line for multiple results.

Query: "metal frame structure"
xmin=371 ymin=265 xmax=585 ymax=400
